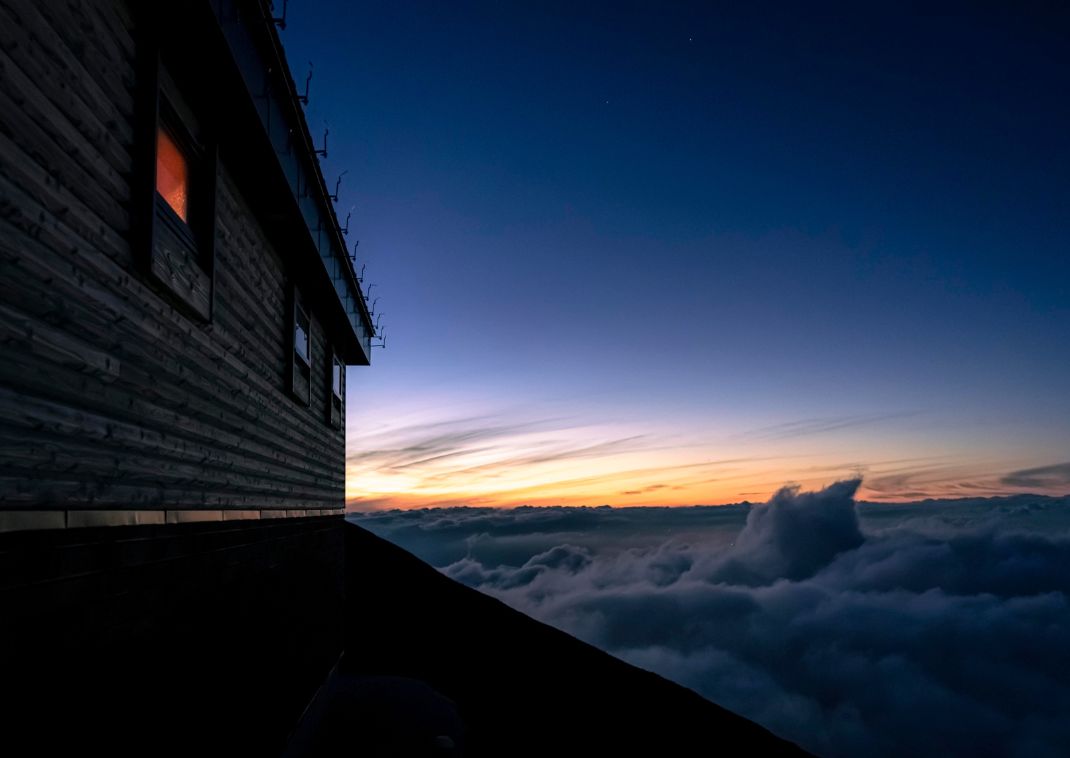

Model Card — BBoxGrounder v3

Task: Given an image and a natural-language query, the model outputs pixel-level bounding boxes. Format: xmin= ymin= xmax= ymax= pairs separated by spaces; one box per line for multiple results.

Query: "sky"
xmin=279 ymin=2 xmax=1070 ymax=509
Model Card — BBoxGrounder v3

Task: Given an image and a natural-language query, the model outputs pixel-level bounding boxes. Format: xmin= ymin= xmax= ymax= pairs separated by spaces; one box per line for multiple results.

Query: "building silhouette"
xmin=1 ymin=0 xmax=371 ymax=752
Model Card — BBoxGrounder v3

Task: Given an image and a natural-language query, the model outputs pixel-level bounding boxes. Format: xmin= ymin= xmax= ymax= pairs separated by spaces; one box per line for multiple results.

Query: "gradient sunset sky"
xmin=281 ymin=2 xmax=1070 ymax=509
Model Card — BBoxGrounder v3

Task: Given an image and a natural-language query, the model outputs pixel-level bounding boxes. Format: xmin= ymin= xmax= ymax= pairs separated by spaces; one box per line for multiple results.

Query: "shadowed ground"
xmin=322 ymin=522 xmax=810 ymax=756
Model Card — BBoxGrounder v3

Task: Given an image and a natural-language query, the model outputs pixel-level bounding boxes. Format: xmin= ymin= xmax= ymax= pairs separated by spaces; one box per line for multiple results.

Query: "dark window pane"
xmin=295 ymin=307 xmax=310 ymax=364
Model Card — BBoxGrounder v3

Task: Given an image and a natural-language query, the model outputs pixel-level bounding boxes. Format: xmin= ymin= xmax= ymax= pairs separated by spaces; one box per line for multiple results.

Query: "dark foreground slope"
xmin=1 ymin=517 xmax=345 ymax=757
xmin=336 ymin=523 xmax=808 ymax=757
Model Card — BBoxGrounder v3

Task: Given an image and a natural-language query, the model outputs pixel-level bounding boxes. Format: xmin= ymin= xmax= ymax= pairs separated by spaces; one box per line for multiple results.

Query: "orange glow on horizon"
xmin=345 ymin=444 xmax=1029 ymax=511
xmin=344 ymin=408 xmax=1065 ymax=511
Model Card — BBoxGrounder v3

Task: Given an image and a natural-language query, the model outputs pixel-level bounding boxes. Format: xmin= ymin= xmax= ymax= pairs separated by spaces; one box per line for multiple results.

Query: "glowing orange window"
xmin=156 ymin=126 xmax=190 ymax=222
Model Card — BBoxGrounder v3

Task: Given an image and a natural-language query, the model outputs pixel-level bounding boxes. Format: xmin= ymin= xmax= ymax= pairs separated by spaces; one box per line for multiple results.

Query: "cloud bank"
xmin=353 ymin=486 xmax=1070 ymax=757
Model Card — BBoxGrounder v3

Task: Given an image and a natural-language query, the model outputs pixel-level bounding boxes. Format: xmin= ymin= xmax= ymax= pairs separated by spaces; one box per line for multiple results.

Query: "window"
xmin=290 ymin=289 xmax=312 ymax=406
xmin=139 ymin=57 xmax=217 ymax=321
xmin=295 ymin=305 xmax=311 ymax=368
xmin=327 ymin=352 xmax=344 ymax=429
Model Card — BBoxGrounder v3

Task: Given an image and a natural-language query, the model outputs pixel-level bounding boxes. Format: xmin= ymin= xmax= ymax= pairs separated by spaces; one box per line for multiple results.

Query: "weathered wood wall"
xmin=0 ymin=0 xmax=347 ymax=521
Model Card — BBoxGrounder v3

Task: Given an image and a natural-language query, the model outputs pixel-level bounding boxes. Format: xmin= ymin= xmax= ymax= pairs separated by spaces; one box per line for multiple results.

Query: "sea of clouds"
xmin=351 ymin=483 xmax=1070 ymax=757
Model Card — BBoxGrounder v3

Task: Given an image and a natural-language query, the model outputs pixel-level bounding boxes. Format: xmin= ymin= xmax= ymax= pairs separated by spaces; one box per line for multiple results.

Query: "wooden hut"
xmin=0 ymin=0 xmax=373 ymax=752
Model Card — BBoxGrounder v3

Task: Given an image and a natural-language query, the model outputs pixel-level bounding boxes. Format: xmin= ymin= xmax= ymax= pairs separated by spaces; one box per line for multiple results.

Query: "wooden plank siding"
xmin=0 ymin=0 xmax=349 ymax=518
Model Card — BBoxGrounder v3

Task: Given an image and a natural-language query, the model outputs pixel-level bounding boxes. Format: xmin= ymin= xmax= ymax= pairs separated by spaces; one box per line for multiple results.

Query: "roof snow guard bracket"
xmin=209 ymin=0 xmax=374 ymax=365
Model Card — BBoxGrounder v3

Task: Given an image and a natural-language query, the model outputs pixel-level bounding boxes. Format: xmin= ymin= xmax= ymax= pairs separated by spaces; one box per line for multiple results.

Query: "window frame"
xmin=326 ymin=350 xmax=344 ymax=429
xmin=289 ymin=287 xmax=313 ymax=407
xmin=136 ymin=41 xmax=217 ymax=322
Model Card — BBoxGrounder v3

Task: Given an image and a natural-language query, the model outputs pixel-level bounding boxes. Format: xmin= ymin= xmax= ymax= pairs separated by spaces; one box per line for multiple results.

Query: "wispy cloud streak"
xmin=1001 ymin=462 xmax=1070 ymax=489
xmin=736 ymin=412 xmax=919 ymax=441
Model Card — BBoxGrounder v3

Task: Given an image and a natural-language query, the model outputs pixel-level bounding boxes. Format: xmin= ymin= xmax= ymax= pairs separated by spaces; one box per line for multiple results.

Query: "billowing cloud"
xmin=705 ymin=478 xmax=864 ymax=585
xmin=352 ymin=486 xmax=1070 ymax=757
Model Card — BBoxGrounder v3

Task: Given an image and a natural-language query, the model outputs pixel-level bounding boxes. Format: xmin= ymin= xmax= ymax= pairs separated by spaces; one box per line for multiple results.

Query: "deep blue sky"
xmin=280 ymin=2 xmax=1070 ymax=507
